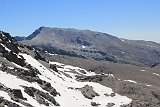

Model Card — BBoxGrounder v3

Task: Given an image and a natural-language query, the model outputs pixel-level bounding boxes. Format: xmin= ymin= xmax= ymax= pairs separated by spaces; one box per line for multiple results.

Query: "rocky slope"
xmin=16 ymin=27 xmax=160 ymax=66
xmin=1 ymin=31 xmax=160 ymax=107
xmin=42 ymin=53 xmax=160 ymax=107
xmin=0 ymin=31 xmax=133 ymax=107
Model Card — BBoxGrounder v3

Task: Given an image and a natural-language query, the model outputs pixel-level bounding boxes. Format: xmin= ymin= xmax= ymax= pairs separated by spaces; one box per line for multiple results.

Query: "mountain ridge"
xmin=16 ymin=27 xmax=160 ymax=66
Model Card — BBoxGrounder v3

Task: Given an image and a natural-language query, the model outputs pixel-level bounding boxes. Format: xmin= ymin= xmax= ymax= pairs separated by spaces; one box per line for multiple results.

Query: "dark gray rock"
xmin=91 ymin=102 xmax=100 ymax=106
xmin=35 ymin=94 xmax=50 ymax=106
xmin=0 ymin=84 xmax=33 ymax=107
xmin=39 ymin=81 xmax=60 ymax=96
xmin=110 ymin=93 xmax=116 ymax=97
xmin=0 ymin=31 xmax=20 ymax=54
xmin=0 ymin=97 xmax=21 ymax=107
xmin=3 ymin=51 xmax=26 ymax=66
xmin=23 ymin=86 xmax=60 ymax=106
xmin=79 ymin=85 xmax=99 ymax=99
xmin=0 ymin=63 xmax=7 ymax=71
xmin=106 ymin=103 xmax=115 ymax=107
xmin=104 ymin=93 xmax=110 ymax=97
xmin=34 ymin=50 xmax=46 ymax=61
xmin=0 ymin=44 xmax=8 ymax=53
xmin=9 ymin=89 xmax=26 ymax=101
xmin=49 ymin=64 xmax=58 ymax=72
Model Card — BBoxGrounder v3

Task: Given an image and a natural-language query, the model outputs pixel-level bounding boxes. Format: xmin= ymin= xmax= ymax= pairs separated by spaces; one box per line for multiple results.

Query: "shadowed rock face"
xmin=0 ymin=31 xmax=26 ymax=66
xmin=3 ymin=51 xmax=25 ymax=66
xmin=0 ymin=31 xmax=19 ymax=54
xmin=17 ymin=27 xmax=160 ymax=66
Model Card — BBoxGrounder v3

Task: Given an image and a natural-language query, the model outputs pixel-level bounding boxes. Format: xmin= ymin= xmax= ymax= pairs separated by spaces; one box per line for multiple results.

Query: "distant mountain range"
xmin=15 ymin=27 xmax=160 ymax=66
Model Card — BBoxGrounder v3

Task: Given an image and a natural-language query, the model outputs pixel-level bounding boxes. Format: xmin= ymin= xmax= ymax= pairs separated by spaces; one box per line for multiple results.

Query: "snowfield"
xmin=21 ymin=54 xmax=131 ymax=107
xmin=0 ymin=70 xmax=52 ymax=107
xmin=0 ymin=52 xmax=132 ymax=107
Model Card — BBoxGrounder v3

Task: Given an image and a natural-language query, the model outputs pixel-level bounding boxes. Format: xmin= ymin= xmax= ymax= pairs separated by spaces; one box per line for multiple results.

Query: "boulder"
xmin=91 ymin=102 xmax=100 ymax=106
xmin=49 ymin=64 xmax=58 ymax=72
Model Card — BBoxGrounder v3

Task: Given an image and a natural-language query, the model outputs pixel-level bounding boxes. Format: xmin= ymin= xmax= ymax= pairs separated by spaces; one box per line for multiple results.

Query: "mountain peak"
xmin=26 ymin=27 xmax=45 ymax=40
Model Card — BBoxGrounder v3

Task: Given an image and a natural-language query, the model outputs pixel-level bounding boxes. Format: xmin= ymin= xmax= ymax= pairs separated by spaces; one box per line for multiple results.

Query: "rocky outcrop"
xmin=3 ymin=51 xmax=25 ymax=66
xmin=9 ymin=89 xmax=26 ymax=101
xmin=91 ymin=102 xmax=100 ymax=106
xmin=34 ymin=50 xmax=46 ymax=61
xmin=39 ymin=80 xmax=60 ymax=97
xmin=0 ymin=83 xmax=33 ymax=107
xmin=49 ymin=64 xmax=58 ymax=72
xmin=23 ymin=86 xmax=60 ymax=106
xmin=0 ymin=45 xmax=8 ymax=54
xmin=0 ymin=31 xmax=26 ymax=66
xmin=0 ymin=97 xmax=21 ymax=107
xmin=0 ymin=31 xmax=19 ymax=54
xmin=79 ymin=85 xmax=99 ymax=99
xmin=106 ymin=103 xmax=115 ymax=107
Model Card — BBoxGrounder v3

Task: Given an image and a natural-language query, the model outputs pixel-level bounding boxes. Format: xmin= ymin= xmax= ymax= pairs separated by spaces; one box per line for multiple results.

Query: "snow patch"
xmin=7 ymin=66 xmax=14 ymax=69
xmin=124 ymin=80 xmax=137 ymax=83
xmin=82 ymin=45 xmax=86 ymax=49
xmin=153 ymin=73 xmax=160 ymax=77
xmin=140 ymin=69 xmax=146 ymax=72
xmin=50 ymin=61 xmax=65 ymax=66
xmin=48 ymin=53 xmax=57 ymax=56
xmin=145 ymin=84 xmax=152 ymax=87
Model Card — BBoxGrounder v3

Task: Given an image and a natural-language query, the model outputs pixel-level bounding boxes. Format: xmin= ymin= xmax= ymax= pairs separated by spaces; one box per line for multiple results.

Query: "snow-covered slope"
xmin=0 ymin=52 xmax=132 ymax=107
xmin=0 ymin=31 xmax=132 ymax=107
xmin=20 ymin=53 xmax=132 ymax=107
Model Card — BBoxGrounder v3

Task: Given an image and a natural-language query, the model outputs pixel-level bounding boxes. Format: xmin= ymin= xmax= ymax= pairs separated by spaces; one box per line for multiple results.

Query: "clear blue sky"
xmin=0 ymin=0 xmax=160 ymax=42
